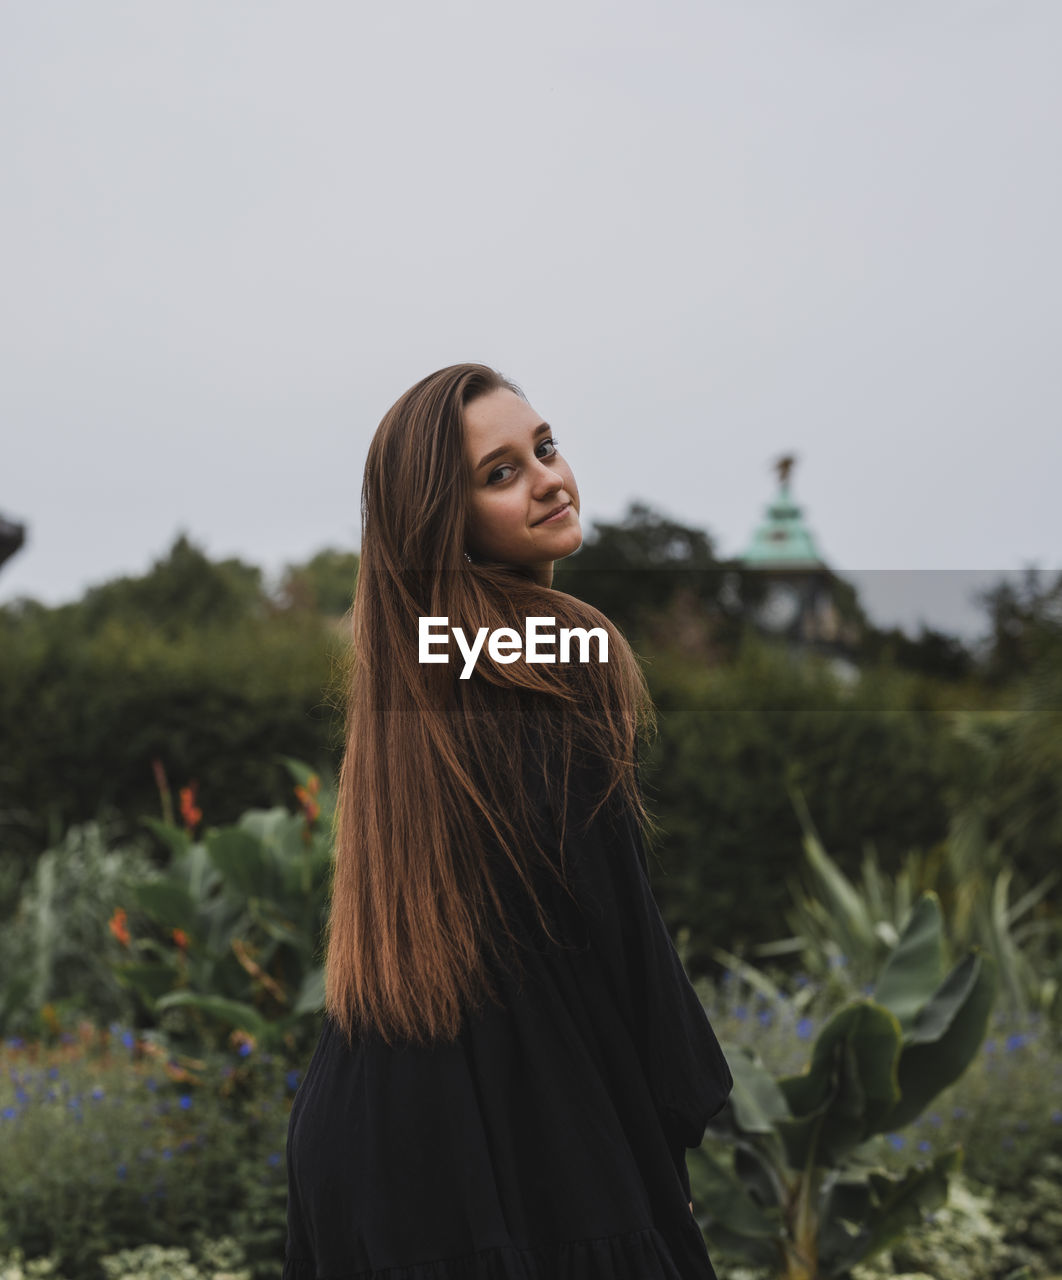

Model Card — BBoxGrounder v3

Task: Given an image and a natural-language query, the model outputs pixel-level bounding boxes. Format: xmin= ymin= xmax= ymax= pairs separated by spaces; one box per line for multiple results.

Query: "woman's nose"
xmin=531 ymin=461 xmax=563 ymax=495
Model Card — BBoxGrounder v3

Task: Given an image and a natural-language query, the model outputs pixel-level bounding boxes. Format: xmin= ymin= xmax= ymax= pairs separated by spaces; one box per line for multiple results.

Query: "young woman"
xmin=284 ymin=363 xmax=733 ymax=1279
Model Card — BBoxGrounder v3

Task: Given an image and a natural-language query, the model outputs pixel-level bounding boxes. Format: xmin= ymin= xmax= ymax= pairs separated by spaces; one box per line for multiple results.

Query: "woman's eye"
xmin=486 ymin=438 xmax=559 ymax=485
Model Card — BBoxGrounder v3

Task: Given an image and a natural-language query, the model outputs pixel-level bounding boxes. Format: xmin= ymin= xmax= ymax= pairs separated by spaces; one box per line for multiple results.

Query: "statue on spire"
xmin=774 ymin=454 xmax=796 ymax=487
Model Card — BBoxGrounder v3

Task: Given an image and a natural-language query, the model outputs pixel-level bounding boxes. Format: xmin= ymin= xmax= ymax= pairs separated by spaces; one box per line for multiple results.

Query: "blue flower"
xmin=162 ymin=1148 xmax=173 ymax=1161
xmin=734 ymin=1005 xmax=748 ymax=1022
xmin=2 ymin=1107 xmax=17 ymax=1120
xmin=888 ymin=1134 xmax=905 ymax=1150
xmin=145 ymin=1078 xmax=158 ymax=1092
xmin=918 ymin=1139 xmax=931 ymax=1152
xmin=952 ymin=1106 xmax=967 ymax=1120
xmin=796 ymin=1018 xmax=814 ymax=1041
xmin=47 ymin=1067 xmax=59 ymax=1080
xmin=122 ymin=1031 xmax=135 ymax=1050
xmin=928 ymin=1113 xmax=942 ymax=1128
xmin=6 ymin=1037 xmax=24 ymax=1049
xmin=116 ymin=1163 xmax=127 ymax=1180
xmin=91 ymin=1086 xmax=105 ymax=1101
xmin=179 ymin=1094 xmax=192 ymax=1111
xmin=1005 ymin=1033 xmax=1028 ymax=1053
xmin=286 ymin=1070 xmax=301 ymax=1091
xmin=238 ymin=1042 xmax=252 ymax=1058
xmin=267 ymin=1152 xmax=282 ymax=1168
xmin=983 ymin=1039 xmax=996 ymax=1055
xmin=757 ymin=1009 xmax=773 ymax=1027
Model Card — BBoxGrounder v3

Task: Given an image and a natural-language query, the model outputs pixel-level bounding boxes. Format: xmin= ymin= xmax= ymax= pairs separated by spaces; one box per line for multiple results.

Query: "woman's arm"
xmin=538 ymin=736 xmax=734 ymax=1165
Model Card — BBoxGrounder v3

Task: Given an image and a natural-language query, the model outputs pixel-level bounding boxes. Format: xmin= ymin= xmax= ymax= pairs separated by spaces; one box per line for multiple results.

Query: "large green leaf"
xmin=140 ymin=817 xmax=191 ymax=860
xmin=131 ymin=880 xmax=197 ymax=932
xmin=690 ymin=1144 xmax=782 ymax=1240
xmin=112 ymin=961 xmax=178 ymax=1001
xmin=873 ymin=894 xmax=946 ymax=1032
xmin=154 ymin=990 xmax=269 ymax=1038
xmin=840 ymin=1148 xmax=962 ymax=1271
xmin=780 ymin=1002 xmax=901 ymax=1122
xmin=724 ymin=1045 xmax=792 ymax=1135
xmin=883 ymin=951 xmax=996 ymax=1129
xmin=778 ymin=1002 xmax=902 ymax=1168
xmin=293 ymin=966 xmax=326 ymax=1015
xmin=206 ymin=827 xmax=280 ymax=900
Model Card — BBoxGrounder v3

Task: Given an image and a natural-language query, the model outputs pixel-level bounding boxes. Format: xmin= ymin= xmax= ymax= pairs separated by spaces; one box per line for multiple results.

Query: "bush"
xmin=0 ymin=1026 xmax=294 ymax=1280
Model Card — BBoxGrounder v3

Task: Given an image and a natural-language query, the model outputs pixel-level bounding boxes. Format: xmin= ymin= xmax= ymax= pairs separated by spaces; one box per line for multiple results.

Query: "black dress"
xmin=284 ymin=734 xmax=733 ymax=1279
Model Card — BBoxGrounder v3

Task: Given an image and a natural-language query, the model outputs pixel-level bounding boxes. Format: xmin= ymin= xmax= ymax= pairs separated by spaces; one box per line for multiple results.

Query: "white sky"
xmin=2 ymin=0 xmax=1059 ymax=642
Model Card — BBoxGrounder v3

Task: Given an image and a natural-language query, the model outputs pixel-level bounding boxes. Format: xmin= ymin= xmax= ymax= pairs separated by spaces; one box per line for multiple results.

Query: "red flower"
xmin=179 ymin=783 xmax=203 ymax=833
xmin=109 ymin=908 xmax=130 ymax=948
xmin=294 ymin=780 xmax=321 ymax=824
xmin=172 ymin=928 xmax=189 ymax=950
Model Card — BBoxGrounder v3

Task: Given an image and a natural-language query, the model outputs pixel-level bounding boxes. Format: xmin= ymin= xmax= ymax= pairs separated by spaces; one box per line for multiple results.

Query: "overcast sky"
xmin=3 ymin=0 xmax=1059 ymax=642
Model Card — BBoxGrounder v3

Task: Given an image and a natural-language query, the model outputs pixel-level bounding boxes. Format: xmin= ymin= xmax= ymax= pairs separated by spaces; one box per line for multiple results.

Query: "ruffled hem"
xmin=283 ymin=1224 xmax=699 ymax=1280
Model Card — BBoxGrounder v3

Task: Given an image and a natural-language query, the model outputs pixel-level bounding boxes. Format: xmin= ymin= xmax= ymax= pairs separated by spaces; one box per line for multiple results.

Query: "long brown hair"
xmin=325 ymin=363 xmax=657 ymax=1048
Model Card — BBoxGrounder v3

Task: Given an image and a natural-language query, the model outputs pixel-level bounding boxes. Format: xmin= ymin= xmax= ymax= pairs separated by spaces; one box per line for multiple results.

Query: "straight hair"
xmin=325 ymin=363 xmax=657 ymax=1048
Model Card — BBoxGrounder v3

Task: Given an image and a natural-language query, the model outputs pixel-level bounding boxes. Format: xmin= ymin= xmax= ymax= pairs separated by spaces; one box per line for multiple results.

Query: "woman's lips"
xmin=535 ymin=502 xmax=572 ymax=526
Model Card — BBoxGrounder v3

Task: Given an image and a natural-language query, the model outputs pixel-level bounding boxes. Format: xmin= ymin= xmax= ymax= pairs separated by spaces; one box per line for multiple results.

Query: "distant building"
xmin=0 ymin=512 xmax=26 ymax=575
xmin=736 ymin=456 xmax=862 ymax=675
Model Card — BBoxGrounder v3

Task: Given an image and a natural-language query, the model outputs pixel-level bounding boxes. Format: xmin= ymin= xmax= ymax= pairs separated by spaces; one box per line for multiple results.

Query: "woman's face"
xmin=463 ymin=388 xmax=582 ymax=587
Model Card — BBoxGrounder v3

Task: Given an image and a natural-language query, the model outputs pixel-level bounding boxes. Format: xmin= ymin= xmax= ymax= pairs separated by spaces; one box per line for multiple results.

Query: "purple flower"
xmin=91 ymin=1086 xmax=105 ymax=1101
xmin=178 ymin=1094 xmax=192 ymax=1111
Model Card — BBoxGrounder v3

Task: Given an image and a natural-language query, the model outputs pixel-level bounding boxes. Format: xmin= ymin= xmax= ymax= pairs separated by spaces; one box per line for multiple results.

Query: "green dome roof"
xmin=739 ymin=477 xmax=826 ymax=568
